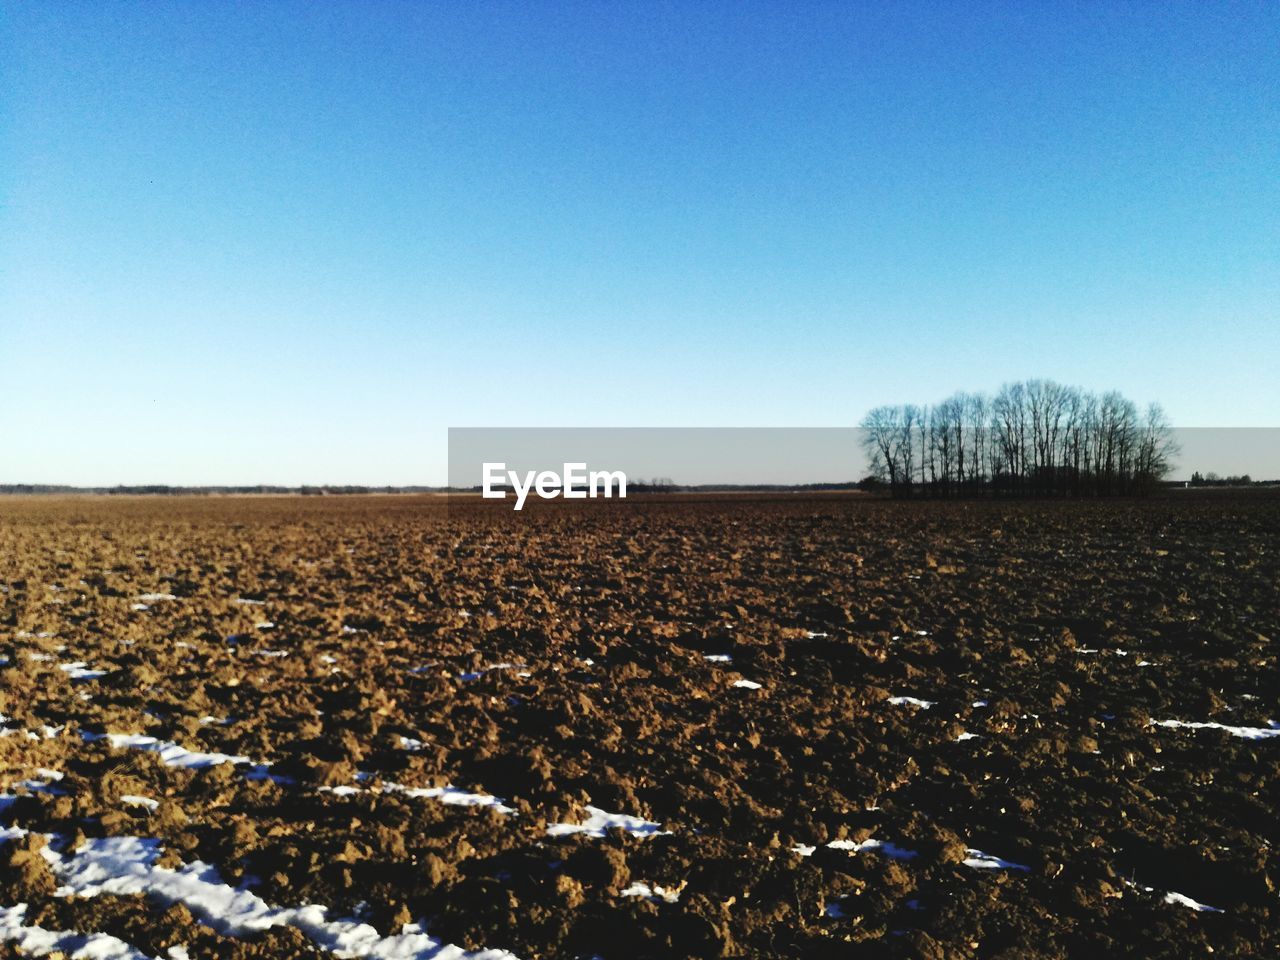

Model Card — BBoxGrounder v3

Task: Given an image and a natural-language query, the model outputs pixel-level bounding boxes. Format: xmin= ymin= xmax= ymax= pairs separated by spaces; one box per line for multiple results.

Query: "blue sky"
xmin=2 ymin=2 xmax=1276 ymax=484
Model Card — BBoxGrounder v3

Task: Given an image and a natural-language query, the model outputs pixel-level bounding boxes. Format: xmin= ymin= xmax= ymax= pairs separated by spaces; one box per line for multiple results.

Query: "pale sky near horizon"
xmin=2 ymin=2 xmax=1277 ymax=485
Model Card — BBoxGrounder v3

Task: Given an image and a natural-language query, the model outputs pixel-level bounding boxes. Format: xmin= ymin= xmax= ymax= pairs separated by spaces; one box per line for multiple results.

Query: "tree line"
xmin=0 ymin=484 xmax=443 ymax=496
xmin=860 ymin=380 xmax=1178 ymax=497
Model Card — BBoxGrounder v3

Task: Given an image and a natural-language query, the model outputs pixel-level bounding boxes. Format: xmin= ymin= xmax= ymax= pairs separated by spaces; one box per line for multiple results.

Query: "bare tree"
xmin=861 ymin=406 xmax=906 ymax=494
xmin=964 ymin=392 xmax=990 ymax=490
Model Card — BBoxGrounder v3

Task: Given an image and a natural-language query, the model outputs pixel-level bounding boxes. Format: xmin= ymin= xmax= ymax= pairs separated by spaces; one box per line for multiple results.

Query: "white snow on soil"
xmin=81 ymin=732 xmax=250 ymax=769
xmin=621 ymin=882 xmax=681 ymax=903
xmin=376 ymin=778 xmax=516 ymax=815
xmin=80 ymin=727 xmax=657 ymax=837
xmin=732 ymin=679 xmax=762 ymax=690
xmin=963 ymin=849 xmax=1030 ymax=871
xmin=794 ymin=839 xmax=918 ymax=860
xmin=59 ymin=662 xmax=108 ymax=680
xmin=35 ymin=836 xmax=520 ymax=959
xmin=546 ymin=806 xmax=665 ymax=838
xmin=0 ymin=904 xmax=150 ymax=959
xmin=798 ymin=839 xmax=1030 ymax=873
xmin=1164 ymin=891 xmax=1224 ymax=913
xmin=1154 ymin=719 xmax=1280 ymax=740
xmin=1127 ymin=879 xmax=1226 ymax=914
xmin=888 ymin=696 xmax=935 ymax=709
xmin=703 ymin=654 xmax=733 ymax=662
xmin=137 ymin=593 xmax=178 ymax=602
xmin=830 ymin=838 xmax=919 ymax=860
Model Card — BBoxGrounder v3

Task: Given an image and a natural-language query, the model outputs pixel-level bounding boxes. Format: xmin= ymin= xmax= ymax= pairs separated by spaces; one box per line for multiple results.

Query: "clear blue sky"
xmin=2 ymin=2 xmax=1276 ymax=485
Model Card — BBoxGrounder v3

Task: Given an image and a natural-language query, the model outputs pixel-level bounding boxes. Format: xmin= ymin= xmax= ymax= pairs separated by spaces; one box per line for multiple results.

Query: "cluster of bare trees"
xmin=861 ymin=380 xmax=1178 ymax=497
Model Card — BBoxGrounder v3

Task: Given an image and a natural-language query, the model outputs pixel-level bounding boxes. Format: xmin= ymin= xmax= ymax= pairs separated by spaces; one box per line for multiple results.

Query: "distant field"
xmin=2 ymin=492 xmax=1278 ymax=958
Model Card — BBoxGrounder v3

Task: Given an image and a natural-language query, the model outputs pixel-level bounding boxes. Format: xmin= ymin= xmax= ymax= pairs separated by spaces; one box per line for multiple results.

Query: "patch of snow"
xmin=888 ymin=696 xmax=935 ymax=709
xmin=234 ymin=598 xmax=266 ymax=605
xmin=319 ymin=785 xmax=361 ymax=798
xmin=378 ymin=779 xmax=516 ymax=816
xmin=137 ymin=593 xmax=178 ymax=602
xmin=620 ymin=882 xmax=681 ymax=903
xmin=82 ymin=732 xmax=250 ymax=769
xmin=42 ymin=836 xmax=521 ymax=958
xmin=732 ymin=679 xmax=762 ymax=690
xmin=827 ymin=838 xmax=919 ymax=860
xmin=1164 ymin=891 xmax=1224 ymax=913
xmin=120 ymin=795 xmax=160 ymax=811
xmin=0 ymin=904 xmax=151 ymax=959
xmin=703 ymin=654 xmax=732 ymax=662
xmin=547 ymin=806 xmax=665 ymax=838
xmin=962 ymin=849 xmax=1030 ymax=871
xmin=1153 ymin=719 xmax=1280 ymax=740
xmin=13 ymin=773 xmax=65 ymax=796
xmin=59 ymin=662 xmax=108 ymax=680
xmin=954 ymin=732 xmax=980 ymax=741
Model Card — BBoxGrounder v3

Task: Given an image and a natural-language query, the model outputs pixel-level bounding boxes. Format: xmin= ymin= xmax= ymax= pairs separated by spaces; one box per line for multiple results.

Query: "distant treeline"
xmin=1186 ymin=472 xmax=1278 ymax=488
xmin=625 ymin=480 xmax=864 ymax=493
xmin=0 ymin=484 xmax=444 ymax=496
xmin=861 ymin=380 xmax=1178 ymax=498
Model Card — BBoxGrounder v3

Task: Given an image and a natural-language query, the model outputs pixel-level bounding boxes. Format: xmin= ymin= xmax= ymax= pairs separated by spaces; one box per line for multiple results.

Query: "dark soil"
xmin=2 ymin=491 xmax=1278 ymax=957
